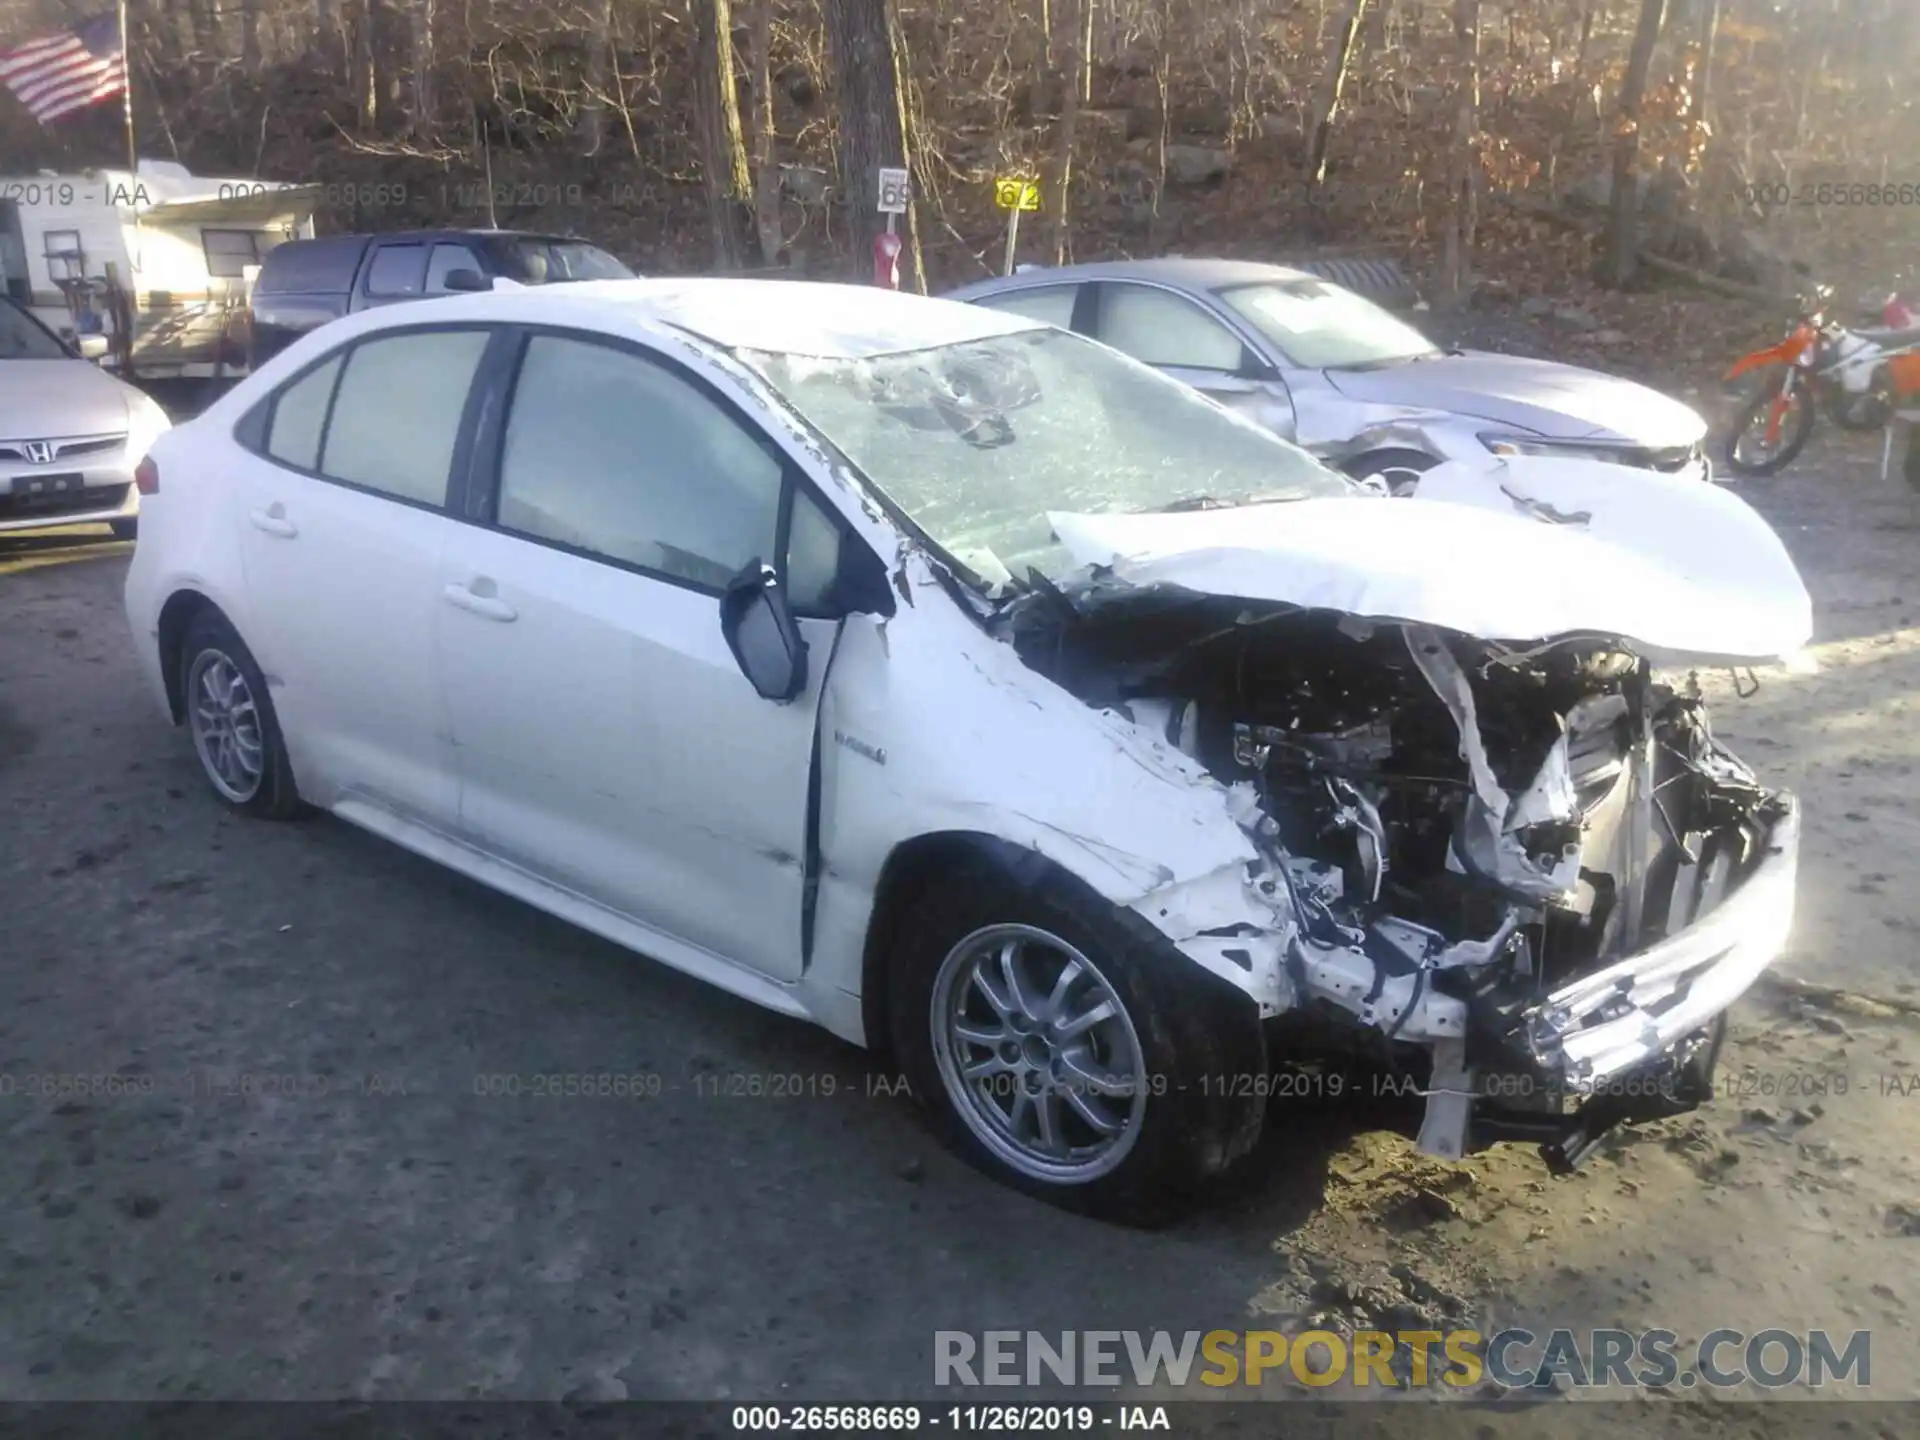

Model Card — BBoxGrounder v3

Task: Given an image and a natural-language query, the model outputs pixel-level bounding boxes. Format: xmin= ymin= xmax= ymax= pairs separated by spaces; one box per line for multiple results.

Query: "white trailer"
xmin=0 ymin=159 xmax=318 ymax=379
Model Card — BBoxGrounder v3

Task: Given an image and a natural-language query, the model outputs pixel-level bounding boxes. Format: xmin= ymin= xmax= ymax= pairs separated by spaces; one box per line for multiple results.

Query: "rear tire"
xmin=109 ymin=518 xmax=137 ymax=541
xmin=887 ymin=854 xmax=1268 ymax=1226
xmin=177 ymin=611 xmax=306 ymax=820
xmin=1722 ymin=381 xmax=1816 ymax=476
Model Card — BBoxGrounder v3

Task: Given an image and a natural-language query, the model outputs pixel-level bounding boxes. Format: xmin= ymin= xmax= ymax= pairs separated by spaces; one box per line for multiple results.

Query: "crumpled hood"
xmin=0 ymin=360 xmax=133 ymax=439
xmin=1046 ymin=455 xmax=1812 ymax=665
xmin=1322 ymin=351 xmax=1706 ymax=447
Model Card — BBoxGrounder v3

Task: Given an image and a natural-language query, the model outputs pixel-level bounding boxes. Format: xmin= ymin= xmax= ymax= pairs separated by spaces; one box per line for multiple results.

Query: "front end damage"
xmin=1005 ymin=582 xmax=1799 ymax=1170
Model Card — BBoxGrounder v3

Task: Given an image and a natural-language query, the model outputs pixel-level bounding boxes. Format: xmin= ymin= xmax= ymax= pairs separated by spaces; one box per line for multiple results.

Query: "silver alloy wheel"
xmin=929 ymin=923 xmax=1150 ymax=1184
xmin=187 ymin=648 xmax=266 ymax=803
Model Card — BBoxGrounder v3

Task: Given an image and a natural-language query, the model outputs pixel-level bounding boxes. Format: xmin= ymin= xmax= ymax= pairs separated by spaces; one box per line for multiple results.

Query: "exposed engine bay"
xmin=1004 ymin=577 xmax=1797 ymax=1168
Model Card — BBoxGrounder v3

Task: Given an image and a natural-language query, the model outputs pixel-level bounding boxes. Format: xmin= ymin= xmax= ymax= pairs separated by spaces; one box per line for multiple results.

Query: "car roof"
xmin=404 ymin=277 xmax=1046 ymax=359
xmin=944 ymin=256 xmax=1318 ymax=299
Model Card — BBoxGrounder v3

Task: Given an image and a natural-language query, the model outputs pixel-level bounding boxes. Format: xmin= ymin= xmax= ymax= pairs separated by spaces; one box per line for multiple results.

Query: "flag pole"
xmin=117 ymin=0 xmax=136 ymax=178
xmin=118 ymin=0 xmax=141 ymax=364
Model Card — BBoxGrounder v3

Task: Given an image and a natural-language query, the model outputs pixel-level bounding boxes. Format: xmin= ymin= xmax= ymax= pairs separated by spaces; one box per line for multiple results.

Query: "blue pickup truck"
xmin=247 ymin=228 xmax=633 ymax=368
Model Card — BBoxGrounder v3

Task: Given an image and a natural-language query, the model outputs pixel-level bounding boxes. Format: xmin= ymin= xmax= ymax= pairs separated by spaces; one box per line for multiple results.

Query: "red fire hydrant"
xmin=873 ymin=231 xmax=902 ymax=290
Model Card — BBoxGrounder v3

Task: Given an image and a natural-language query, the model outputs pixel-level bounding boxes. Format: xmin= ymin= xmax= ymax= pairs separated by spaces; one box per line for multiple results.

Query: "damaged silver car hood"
xmin=1046 ymin=454 xmax=1812 ymax=666
xmin=1320 ymin=350 xmax=1708 ymax=446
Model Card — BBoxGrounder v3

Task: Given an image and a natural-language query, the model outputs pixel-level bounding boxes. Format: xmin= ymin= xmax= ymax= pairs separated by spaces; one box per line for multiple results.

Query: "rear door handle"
xmin=247 ymin=505 xmax=297 ymax=538
xmin=443 ymin=581 xmax=517 ymax=623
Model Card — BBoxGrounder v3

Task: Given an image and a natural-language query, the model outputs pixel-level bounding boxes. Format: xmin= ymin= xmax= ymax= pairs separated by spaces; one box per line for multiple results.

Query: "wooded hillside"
xmin=2 ymin=0 xmax=1916 ymax=309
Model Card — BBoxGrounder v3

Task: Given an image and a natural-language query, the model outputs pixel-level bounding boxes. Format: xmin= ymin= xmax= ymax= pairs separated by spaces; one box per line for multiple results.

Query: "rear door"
xmin=232 ymin=323 xmax=497 ymax=826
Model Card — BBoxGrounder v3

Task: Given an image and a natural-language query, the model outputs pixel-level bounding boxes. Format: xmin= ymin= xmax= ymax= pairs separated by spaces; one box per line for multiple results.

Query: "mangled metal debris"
xmin=1001 ymin=560 xmax=1800 ymax=1168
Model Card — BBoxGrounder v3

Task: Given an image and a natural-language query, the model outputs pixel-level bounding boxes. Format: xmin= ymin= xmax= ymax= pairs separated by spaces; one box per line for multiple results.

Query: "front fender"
xmin=805 ymin=556 xmax=1291 ymax=1019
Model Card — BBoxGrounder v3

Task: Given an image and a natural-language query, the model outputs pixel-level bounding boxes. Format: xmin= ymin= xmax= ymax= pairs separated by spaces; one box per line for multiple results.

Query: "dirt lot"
xmin=3 ymin=428 xmax=1919 ymax=1429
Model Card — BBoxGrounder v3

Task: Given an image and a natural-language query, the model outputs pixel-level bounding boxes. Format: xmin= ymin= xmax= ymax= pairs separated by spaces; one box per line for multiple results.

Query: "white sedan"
xmin=126 ymin=279 xmax=1808 ymax=1223
xmin=2 ymin=299 xmax=171 ymax=539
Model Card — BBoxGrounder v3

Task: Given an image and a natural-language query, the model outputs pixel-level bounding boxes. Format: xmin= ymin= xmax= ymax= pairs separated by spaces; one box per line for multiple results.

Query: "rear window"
xmin=254 ymin=237 xmax=369 ymax=295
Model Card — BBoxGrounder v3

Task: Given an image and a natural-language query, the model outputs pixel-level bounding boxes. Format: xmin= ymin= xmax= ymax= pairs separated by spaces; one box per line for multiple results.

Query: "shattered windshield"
xmin=740 ymin=326 xmax=1354 ymax=588
xmin=1217 ymin=279 xmax=1438 ymax=370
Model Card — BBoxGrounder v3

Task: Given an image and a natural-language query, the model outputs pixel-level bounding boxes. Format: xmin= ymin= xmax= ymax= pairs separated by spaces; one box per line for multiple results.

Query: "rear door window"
xmin=315 ymin=328 xmax=491 ymax=505
xmin=264 ymin=355 xmax=343 ymax=470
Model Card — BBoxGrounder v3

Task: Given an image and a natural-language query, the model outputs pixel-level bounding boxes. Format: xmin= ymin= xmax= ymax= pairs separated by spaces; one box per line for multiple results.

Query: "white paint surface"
xmin=1047 ymin=454 xmax=1812 ymax=665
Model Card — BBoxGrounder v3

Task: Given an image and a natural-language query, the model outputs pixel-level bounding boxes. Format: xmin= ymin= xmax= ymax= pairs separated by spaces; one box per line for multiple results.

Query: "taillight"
xmin=134 ymin=456 xmax=159 ymax=495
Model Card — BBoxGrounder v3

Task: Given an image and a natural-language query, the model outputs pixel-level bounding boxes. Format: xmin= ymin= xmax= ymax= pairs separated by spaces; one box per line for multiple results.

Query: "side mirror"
xmin=1236 ymin=347 xmax=1280 ymax=382
xmin=720 ymin=561 xmax=809 ymax=702
xmin=442 ymin=268 xmax=492 ymax=293
xmin=75 ymin=333 xmax=109 ymax=360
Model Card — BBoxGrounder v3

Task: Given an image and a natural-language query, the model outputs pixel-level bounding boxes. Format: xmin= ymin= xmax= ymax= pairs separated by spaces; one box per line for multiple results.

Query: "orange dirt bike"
xmin=1722 ymin=283 xmax=1920 ymax=475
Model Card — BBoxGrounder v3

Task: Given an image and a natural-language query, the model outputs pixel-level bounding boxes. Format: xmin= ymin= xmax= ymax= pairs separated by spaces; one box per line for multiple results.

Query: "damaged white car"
xmin=125 ymin=279 xmax=1808 ymax=1224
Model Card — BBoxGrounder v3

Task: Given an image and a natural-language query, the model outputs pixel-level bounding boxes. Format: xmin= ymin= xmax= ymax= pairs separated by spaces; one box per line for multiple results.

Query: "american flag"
xmin=0 ymin=12 xmax=127 ymax=125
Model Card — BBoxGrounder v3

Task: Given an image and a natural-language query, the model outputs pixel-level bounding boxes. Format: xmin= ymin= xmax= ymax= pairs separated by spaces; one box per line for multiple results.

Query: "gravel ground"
xmin=3 ymin=424 xmax=1919 ymax=1425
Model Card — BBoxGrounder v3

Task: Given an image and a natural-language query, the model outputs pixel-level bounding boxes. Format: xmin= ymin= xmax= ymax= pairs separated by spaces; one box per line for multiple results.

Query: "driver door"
xmin=436 ymin=327 xmax=851 ymax=981
xmin=1088 ymin=281 xmax=1298 ymax=441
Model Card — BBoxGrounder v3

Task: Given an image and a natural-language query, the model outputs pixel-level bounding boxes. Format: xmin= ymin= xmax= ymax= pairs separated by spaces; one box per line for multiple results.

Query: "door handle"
xmin=247 ymin=505 xmax=298 ymax=538
xmin=442 ymin=581 xmax=517 ymax=623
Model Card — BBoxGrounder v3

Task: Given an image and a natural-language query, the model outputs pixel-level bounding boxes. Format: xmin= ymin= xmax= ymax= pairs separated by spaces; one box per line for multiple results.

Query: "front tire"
xmin=887 ymin=855 xmax=1267 ymax=1225
xmin=178 ymin=611 xmax=305 ymax=819
xmin=1723 ymin=378 xmax=1816 ymax=475
xmin=1341 ymin=447 xmax=1437 ymax=495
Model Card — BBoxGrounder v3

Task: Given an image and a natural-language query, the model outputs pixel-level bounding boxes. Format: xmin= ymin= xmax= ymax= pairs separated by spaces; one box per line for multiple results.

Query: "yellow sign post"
xmin=993 ymin=177 xmax=1041 ymax=275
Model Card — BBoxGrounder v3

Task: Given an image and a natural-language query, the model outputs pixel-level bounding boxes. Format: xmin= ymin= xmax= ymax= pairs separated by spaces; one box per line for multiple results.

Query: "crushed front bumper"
xmin=1528 ymin=795 xmax=1797 ymax=1089
xmin=1420 ymin=796 xmax=1799 ymax=1168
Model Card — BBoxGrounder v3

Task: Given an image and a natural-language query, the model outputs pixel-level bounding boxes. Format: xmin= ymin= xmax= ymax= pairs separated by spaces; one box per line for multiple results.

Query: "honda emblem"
xmin=22 ymin=440 xmax=54 ymax=465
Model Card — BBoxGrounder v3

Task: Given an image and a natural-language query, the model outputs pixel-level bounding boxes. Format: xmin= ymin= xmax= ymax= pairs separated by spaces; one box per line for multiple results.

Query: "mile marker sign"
xmin=877 ymin=167 xmax=911 ymax=214
xmin=994 ymin=178 xmax=1042 ymax=212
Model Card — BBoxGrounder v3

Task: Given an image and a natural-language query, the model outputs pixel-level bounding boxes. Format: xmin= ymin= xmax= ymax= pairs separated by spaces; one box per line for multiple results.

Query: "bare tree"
xmin=1041 ymin=0 xmax=1087 ymax=263
xmin=1602 ymin=0 xmax=1670 ymax=287
xmin=691 ymin=0 xmax=756 ymax=268
xmin=1303 ymin=0 xmax=1371 ymax=223
xmin=746 ymin=0 xmax=784 ymax=265
xmin=1439 ymin=0 xmax=1479 ymax=307
xmin=410 ymin=0 xmax=436 ymax=136
xmin=350 ymin=0 xmax=379 ymax=131
xmin=822 ymin=0 xmax=925 ymax=290
xmin=581 ymin=0 xmax=615 ymax=153
xmin=242 ymin=0 xmax=263 ymax=71
xmin=1685 ymin=0 xmax=1720 ymax=169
